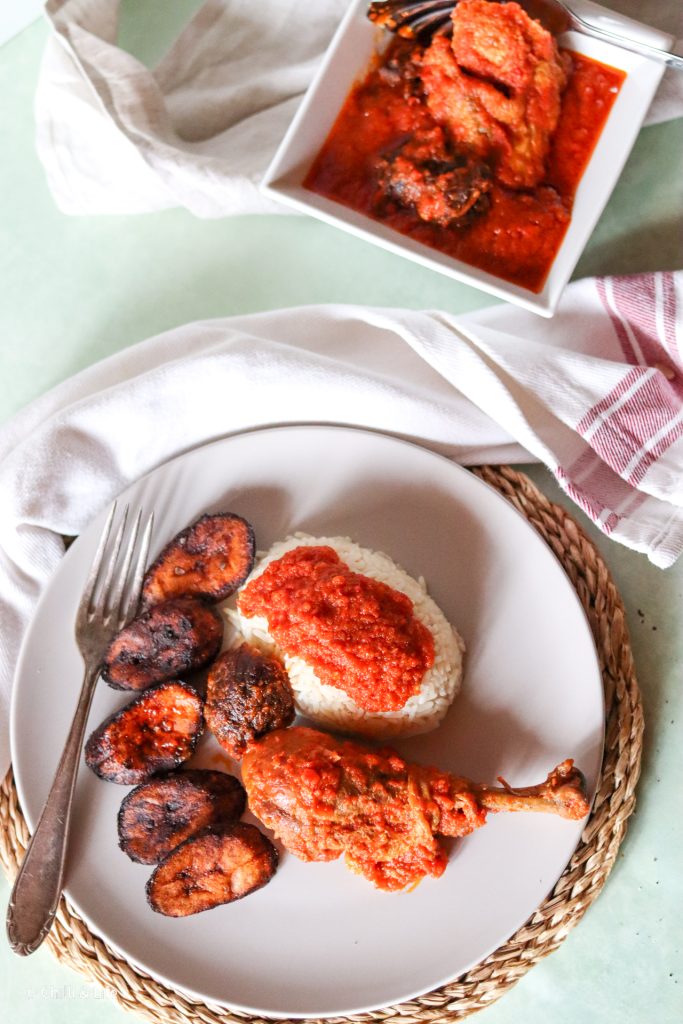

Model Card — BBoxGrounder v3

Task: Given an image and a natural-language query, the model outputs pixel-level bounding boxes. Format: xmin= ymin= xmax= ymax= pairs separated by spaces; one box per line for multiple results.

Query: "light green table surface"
xmin=1 ymin=5 xmax=682 ymax=1024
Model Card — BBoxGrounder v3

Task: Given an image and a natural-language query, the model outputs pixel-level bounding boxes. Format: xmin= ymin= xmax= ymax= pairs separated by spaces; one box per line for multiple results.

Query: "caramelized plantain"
xmin=118 ymin=769 xmax=246 ymax=863
xmin=146 ymin=822 xmax=278 ymax=916
xmin=85 ymin=681 xmax=203 ymax=784
xmin=102 ymin=597 xmax=223 ymax=691
xmin=205 ymin=643 xmax=295 ymax=759
xmin=142 ymin=513 xmax=255 ymax=609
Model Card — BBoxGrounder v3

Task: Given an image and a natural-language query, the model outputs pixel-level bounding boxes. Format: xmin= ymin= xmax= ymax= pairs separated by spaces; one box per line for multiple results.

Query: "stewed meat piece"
xmin=419 ymin=0 xmax=570 ymax=189
xmin=377 ymin=128 xmax=492 ymax=226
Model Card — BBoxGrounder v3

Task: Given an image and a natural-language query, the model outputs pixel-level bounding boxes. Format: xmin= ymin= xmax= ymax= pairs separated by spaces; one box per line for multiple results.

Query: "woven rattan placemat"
xmin=0 ymin=465 xmax=644 ymax=1023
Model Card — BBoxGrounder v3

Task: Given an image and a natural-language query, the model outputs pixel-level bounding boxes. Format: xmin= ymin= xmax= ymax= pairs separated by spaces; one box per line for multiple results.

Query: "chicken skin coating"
xmin=419 ymin=0 xmax=570 ymax=189
xmin=243 ymin=727 xmax=589 ymax=891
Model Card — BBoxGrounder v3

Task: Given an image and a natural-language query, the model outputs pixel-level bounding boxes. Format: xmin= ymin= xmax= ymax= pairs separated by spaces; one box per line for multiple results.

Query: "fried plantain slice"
xmin=118 ymin=769 xmax=246 ymax=863
xmin=102 ymin=597 xmax=223 ymax=691
xmin=142 ymin=513 xmax=255 ymax=609
xmin=146 ymin=822 xmax=278 ymax=916
xmin=85 ymin=681 xmax=204 ymax=784
xmin=205 ymin=643 xmax=295 ymax=759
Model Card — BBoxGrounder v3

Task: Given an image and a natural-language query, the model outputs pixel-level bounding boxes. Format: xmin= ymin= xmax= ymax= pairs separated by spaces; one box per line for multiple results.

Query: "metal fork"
xmin=6 ymin=503 xmax=154 ymax=956
xmin=508 ymin=0 xmax=683 ymax=70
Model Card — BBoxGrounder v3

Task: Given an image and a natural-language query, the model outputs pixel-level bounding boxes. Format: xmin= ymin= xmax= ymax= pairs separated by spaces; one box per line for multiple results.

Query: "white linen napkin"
xmin=35 ymin=0 xmax=683 ymax=216
xmin=1 ymin=269 xmax=682 ymax=775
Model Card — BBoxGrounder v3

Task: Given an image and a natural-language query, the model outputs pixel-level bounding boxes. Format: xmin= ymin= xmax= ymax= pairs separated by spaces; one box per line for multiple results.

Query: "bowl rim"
xmin=261 ymin=0 xmax=670 ymax=317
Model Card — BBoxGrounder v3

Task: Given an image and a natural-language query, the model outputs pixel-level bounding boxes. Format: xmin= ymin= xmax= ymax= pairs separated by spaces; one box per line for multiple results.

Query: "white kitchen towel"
xmin=35 ymin=0 xmax=683 ymax=216
xmin=1 ymin=269 xmax=682 ymax=774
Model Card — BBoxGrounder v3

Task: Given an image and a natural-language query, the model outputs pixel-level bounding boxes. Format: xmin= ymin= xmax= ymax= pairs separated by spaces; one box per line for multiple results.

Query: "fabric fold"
xmin=1 ymin=276 xmax=683 ymax=774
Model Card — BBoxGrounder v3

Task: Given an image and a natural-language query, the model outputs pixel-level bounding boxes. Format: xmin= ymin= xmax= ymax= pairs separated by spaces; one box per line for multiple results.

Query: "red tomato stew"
xmin=238 ymin=545 xmax=434 ymax=713
xmin=304 ymin=10 xmax=624 ymax=293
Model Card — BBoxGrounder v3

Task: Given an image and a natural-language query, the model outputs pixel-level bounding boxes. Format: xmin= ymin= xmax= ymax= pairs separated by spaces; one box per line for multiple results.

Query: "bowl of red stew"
xmin=262 ymin=0 xmax=670 ymax=317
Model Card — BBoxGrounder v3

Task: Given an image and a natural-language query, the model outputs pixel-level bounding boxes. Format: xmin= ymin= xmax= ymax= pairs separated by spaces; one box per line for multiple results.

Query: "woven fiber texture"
xmin=0 ymin=465 xmax=644 ymax=1024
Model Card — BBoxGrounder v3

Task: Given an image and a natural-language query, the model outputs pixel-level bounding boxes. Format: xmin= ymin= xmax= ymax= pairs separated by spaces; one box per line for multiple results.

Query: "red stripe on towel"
xmin=576 ymin=276 xmax=683 ymax=487
xmin=597 ymin=277 xmax=639 ymax=364
xmin=662 ymin=271 xmax=680 ymax=361
xmin=611 ymin=273 xmax=682 ymax=391
xmin=566 ymin=449 xmax=639 ymax=506
xmin=556 ymin=465 xmax=620 ymax=535
xmin=626 ymin=417 xmax=683 ymax=488
xmin=581 ymin=372 xmax=681 ymax=474
xmin=576 ymin=366 xmax=642 ymax=435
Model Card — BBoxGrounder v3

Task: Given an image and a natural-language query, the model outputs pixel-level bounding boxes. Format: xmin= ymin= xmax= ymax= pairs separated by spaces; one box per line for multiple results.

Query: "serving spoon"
xmin=367 ymin=0 xmax=683 ymax=70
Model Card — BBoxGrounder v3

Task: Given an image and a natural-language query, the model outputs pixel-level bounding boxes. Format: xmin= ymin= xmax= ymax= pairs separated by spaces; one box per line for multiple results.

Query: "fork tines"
xmin=78 ymin=503 xmax=154 ymax=633
xmin=368 ymin=0 xmax=455 ymax=39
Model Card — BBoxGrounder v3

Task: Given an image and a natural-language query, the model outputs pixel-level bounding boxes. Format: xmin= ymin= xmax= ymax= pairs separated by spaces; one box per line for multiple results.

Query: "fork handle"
xmin=6 ymin=663 xmax=100 ymax=955
xmin=572 ymin=14 xmax=683 ymax=70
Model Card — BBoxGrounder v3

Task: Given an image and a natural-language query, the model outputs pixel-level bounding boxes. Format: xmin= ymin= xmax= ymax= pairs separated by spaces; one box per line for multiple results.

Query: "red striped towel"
xmin=387 ymin=270 xmax=683 ymax=567
xmin=566 ymin=274 xmax=682 ymax=546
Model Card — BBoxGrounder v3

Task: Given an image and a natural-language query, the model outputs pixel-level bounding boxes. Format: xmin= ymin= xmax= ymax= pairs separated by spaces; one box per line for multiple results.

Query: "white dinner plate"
xmin=11 ymin=426 xmax=604 ymax=1017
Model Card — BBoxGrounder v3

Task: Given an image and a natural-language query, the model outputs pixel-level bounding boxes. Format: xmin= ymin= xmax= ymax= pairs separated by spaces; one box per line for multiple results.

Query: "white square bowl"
xmin=262 ymin=0 xmax=670 ymax=317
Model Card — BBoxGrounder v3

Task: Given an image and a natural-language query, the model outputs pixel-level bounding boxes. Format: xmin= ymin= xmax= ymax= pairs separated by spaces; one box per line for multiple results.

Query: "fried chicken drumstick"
xmin=241 ymin=726 xmax=589 ymax=891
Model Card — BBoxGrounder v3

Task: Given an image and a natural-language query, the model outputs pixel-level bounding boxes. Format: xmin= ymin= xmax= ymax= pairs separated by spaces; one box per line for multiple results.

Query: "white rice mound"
xmin=225 ymin=533 xmax=465 ymax=739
